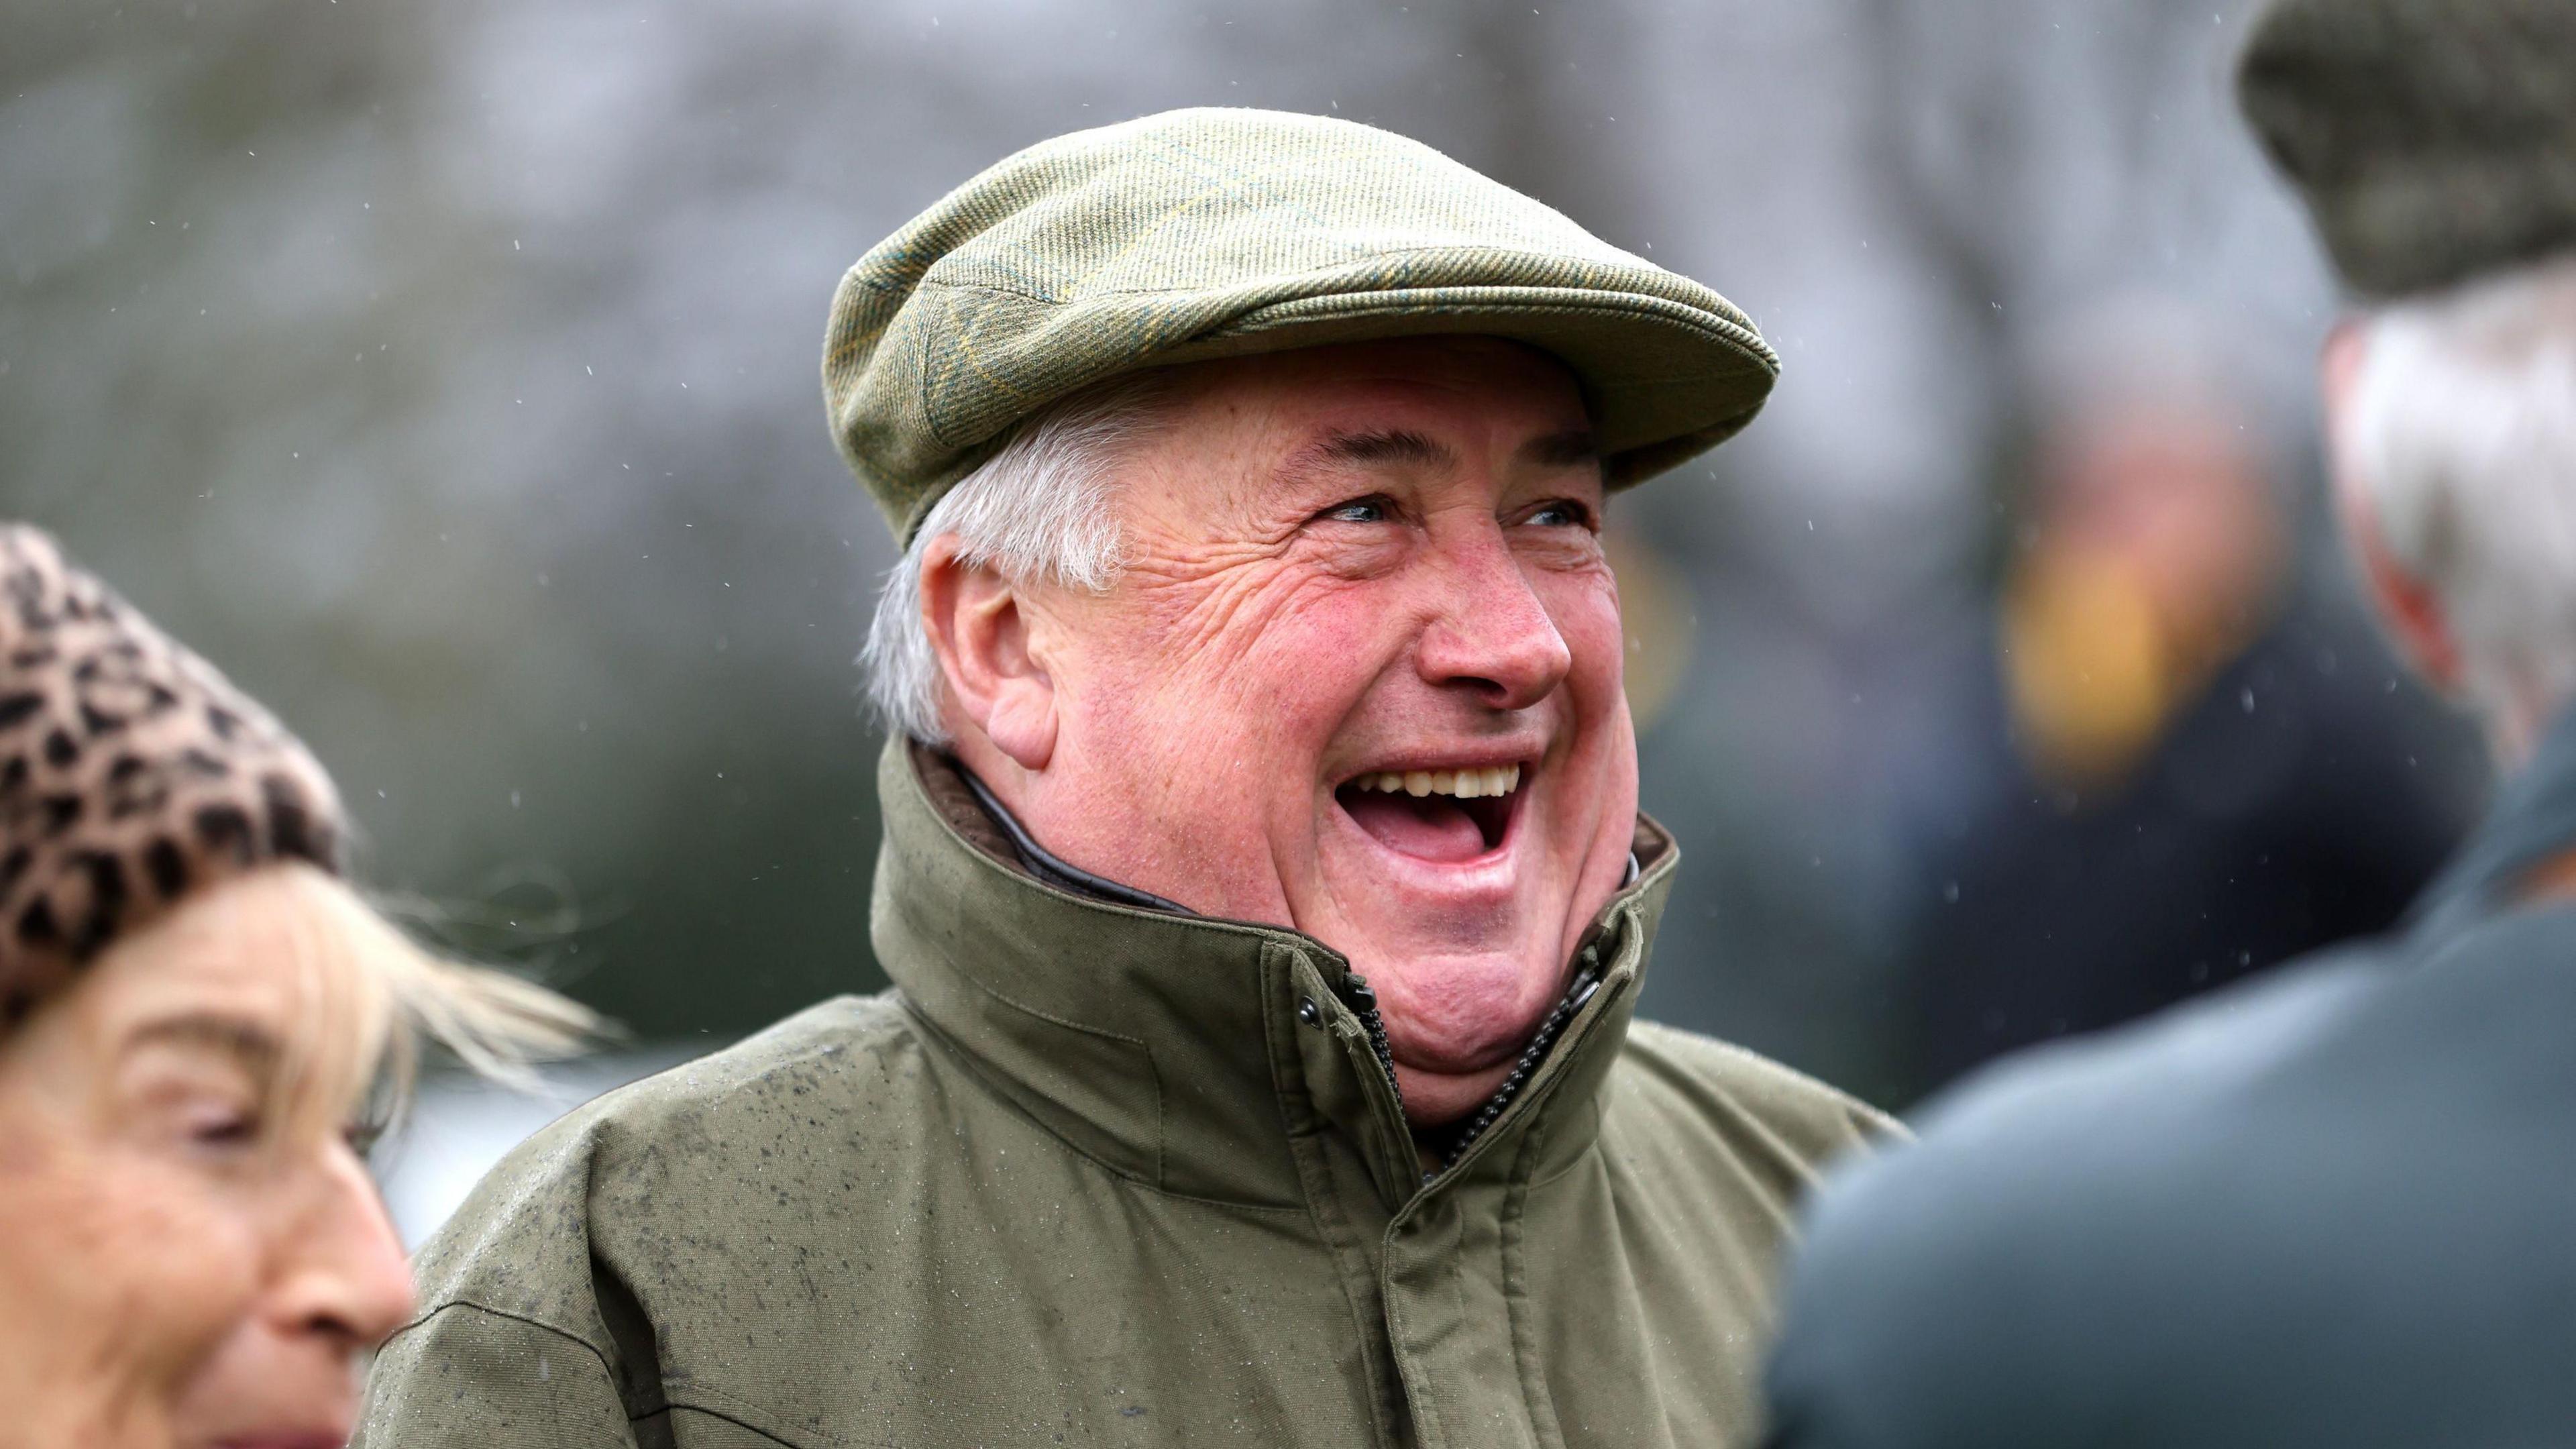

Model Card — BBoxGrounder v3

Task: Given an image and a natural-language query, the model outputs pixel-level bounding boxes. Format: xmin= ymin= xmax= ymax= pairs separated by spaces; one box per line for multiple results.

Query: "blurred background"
xmin=1 ymin=0 xmax=2489 ymax=1242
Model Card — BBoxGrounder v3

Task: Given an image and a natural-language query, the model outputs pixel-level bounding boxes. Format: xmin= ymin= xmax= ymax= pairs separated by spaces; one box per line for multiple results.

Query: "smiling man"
xmin=359 ymin=108 xmax=1895 ymax=1449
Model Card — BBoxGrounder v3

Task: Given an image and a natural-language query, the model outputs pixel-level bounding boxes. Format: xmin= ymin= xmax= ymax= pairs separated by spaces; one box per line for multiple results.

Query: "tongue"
xmin=1342 ymin=790 xmax=1489 ymax=863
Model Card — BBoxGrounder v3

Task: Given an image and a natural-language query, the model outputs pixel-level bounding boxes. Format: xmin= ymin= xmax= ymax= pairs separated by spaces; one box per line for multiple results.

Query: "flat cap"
xmin=2239 ymin=0 xmax=2576 ymax=299
xmin=823 ymin=107 xmax=1779 ymax=540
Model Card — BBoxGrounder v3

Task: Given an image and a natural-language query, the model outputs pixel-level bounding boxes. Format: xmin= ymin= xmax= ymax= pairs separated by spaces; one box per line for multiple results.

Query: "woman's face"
xmin=0 ymin=868 xmax=415 ymax=1449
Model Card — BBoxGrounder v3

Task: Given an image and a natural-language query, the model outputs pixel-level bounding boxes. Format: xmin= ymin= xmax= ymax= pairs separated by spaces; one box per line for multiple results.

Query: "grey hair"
xmin=2345 ymin=254 xmax=2576 ymax=738
xmin=861 ymin=374 xmax=1167 ymax=745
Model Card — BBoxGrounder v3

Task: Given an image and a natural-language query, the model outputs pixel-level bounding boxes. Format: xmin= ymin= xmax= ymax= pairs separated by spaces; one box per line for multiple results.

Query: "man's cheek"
xmin=1135 ymin=561 xmax=1366 ymax=680
xmin=1545 ymin=584 xmax=1628 ymax=692
xmin=1111 ymin=605 xmax=1355 ymax=756
xmin=1238 ymin=582 xmax=1396 ymax=688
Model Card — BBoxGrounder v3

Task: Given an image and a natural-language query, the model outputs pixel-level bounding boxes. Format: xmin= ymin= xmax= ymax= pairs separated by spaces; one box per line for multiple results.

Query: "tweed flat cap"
xmin=0 ymin=525 xmax=343 ymax=1028
xmin=2240 ymin=0 xmax=2576 ymax=299
xmin=823 ymin=107 xmax=1780 ymax=540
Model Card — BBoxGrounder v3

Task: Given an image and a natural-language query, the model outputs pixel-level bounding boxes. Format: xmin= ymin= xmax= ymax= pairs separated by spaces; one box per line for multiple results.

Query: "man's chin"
xmin=1361 ymin=947 xmax=1566 ymax=1113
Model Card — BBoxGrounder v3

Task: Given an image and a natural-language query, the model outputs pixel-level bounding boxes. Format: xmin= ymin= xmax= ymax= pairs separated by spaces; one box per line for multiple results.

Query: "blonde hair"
xmin=164 ymin=863 xmax=598 ymax=1143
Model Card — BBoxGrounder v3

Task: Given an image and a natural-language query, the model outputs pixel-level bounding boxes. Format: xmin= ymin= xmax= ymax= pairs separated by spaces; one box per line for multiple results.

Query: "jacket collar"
xmin=2408 ymin=703 xmax=2576 ymax=943
xmin=869 ymin=739 xmax=1678 ymax=1208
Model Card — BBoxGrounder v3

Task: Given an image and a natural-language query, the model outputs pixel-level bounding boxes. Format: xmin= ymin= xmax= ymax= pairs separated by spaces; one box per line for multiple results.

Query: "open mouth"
xmin=1334 ymin=763 xmax=1524 ymax=864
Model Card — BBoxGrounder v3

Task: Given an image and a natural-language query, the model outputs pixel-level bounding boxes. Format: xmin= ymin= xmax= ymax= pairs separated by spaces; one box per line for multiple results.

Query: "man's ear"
xmin=918 ymin=537 xmax=1059 ymax=770
xmin=2320 ymin=319 xmax=2464 ymax=694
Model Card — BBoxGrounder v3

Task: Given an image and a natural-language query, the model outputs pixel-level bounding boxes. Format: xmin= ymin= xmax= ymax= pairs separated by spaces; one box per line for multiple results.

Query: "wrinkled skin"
xmin=0 ymin=867 xmax=416 ymax=1449
xmin=929 ymin=337 xmax=1639 ymax=1126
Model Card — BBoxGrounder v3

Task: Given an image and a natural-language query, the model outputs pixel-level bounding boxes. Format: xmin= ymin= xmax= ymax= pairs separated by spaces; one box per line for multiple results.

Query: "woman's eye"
xmin=1321 ymin=496 xmax=1391 ymax=525
xmin=191 ymin=1112 xmax=258 ymax=1148
xmin=176 ymin=1099 xmax=264 ymax=1152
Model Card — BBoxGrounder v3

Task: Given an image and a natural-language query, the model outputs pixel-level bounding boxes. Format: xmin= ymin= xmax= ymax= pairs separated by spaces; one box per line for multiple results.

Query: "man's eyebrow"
xmin=1518 ymin=428 xmax=1601 ymax=468
xmin=124 ymin=1012 xmax=286 ymax=1076
xmin=1300 ymin=428 xmax=1457 ymax=472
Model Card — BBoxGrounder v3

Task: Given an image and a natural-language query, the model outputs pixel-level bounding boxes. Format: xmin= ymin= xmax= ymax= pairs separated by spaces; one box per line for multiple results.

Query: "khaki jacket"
xmin=358 ymin=744 xmax=1894 ymax=1448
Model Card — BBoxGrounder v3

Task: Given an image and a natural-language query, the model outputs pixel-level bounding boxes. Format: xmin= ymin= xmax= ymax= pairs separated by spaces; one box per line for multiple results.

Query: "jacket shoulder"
xmin=1788 ymin=946 xmax=2390 ymax=1294
xmin=1764 ymin=948 xmax=2393 ymax=1448
xmin=544 ymin=988 xmax=923 ymax=1144
xmin=400 ymin=991 xmax=926 ymax=1340
xmin=1608 ymin=1019 xmax=1904 ymax=1187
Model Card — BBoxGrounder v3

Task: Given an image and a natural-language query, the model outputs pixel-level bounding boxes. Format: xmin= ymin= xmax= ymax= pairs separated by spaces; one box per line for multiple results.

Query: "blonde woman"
xmin=0 ymin=525 xmax=590 ymax=1449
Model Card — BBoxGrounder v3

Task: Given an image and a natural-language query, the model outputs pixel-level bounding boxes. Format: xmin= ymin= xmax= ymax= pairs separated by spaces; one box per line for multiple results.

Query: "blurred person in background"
xmin=1764 ymin=0 xmax=2576 ymax=1444
xmin=1896 ymin=305 xmax=2472 ymax=1096
xmin=358 ymin=108 xmax=1897 ymax=1449
xmin=0 ymin=525 xmax=590 ymax=1449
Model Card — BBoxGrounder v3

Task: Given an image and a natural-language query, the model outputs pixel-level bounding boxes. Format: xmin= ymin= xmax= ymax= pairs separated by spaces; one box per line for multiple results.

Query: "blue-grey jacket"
xmin=1764 ymin=708 xmax=2576 ymax=1448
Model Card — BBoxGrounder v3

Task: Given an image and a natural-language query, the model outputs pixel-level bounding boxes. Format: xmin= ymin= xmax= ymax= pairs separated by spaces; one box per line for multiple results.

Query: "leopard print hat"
xmin=0 ymin=525 xmax=343 ymax=1029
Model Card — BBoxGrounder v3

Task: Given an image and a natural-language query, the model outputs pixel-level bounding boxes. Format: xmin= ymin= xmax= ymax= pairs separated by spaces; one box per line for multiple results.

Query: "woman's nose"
xmin=270 ymin=1145 xmax=417 ymax=1351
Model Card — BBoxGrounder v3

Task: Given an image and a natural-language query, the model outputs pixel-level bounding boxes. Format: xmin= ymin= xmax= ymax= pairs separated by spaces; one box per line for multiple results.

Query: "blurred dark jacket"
xmin=357 ymin=743 xmax=1893 ymax=1449
xmin=1896 ymin=579 xmax=2476 ymax=1097
xmin=1763 ymin=704 xmax=2576 ymax=1448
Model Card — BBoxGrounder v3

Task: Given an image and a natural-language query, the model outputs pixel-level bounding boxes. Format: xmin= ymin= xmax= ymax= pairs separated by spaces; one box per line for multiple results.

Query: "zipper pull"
xmin=1337 ymin=973 xmax=1379 ymax=1014
xmin=1333 ymin=973 xmax=1407 ymax=1120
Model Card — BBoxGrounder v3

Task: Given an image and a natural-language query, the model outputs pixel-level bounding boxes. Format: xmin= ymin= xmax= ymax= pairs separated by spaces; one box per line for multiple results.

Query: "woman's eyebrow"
xmin=123 ymin=1012 xmax=285 ymax=1077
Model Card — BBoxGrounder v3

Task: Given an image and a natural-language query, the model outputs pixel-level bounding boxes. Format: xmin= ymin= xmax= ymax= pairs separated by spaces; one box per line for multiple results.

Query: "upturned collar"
xmin=2408 ymin=704 xmax=2576 ymax=943
xmin=869 ymin=740 xmax=1678 ymax=1209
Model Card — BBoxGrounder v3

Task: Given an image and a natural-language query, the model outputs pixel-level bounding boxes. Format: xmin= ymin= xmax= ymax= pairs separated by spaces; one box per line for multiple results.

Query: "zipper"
xmin=1331 ymin=951 xmax=1609 ymax=1184
xmin=1436 ymin=959 xmax=1602 ymax=1172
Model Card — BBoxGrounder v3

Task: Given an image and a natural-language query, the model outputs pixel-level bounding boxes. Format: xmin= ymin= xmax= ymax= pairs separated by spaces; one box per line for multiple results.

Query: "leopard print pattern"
xmin=0 ymin=525 xmax=343 ymax=1028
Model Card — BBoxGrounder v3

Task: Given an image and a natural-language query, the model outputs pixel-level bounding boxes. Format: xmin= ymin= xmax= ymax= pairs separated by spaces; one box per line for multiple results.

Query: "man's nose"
xmin=268 ymin=1145 xmax=418 ymax=1353
xmin=1415 ymin=525 xmax=1574 ymax=711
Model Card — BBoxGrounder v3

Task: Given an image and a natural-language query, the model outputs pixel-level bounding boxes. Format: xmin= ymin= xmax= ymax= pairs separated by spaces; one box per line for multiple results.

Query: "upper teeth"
xmin=1353 ymin=765 xmax=1522 ymax=800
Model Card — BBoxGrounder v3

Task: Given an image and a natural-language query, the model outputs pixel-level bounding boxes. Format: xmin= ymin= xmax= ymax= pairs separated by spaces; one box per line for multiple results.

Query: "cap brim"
xmin=1145 ymin=284 xmax=1778 ymax=488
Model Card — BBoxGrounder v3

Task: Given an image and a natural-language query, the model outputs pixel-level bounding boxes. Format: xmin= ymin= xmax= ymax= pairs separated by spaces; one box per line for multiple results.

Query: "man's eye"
xmin=1523 ymin=501 xmax=1592 ymax=529
xmin=1321 ymin=496 xmax=1391 ymax=525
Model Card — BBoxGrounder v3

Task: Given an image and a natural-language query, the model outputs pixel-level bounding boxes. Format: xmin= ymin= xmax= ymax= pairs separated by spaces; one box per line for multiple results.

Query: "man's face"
xmin=963 ymin=337 xmax=1640 ymax=1124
